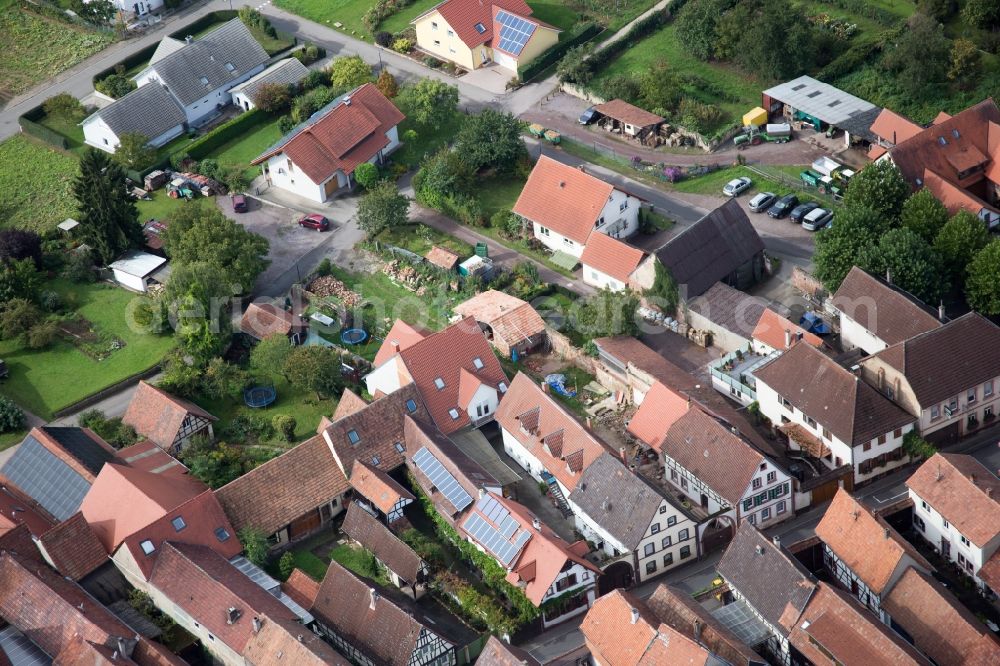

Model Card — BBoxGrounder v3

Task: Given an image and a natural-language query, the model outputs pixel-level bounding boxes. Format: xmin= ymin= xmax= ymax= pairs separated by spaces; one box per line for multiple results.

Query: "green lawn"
xmin=208 ymin=119 xmax=282 ymax=180
xmin=285 ymin=548 xmax=330 ymax=581
xmin=0 ymin=280 xmax=175 ymax=419
xmin=375 ymin=223 xmax=473 ymax=257
xmin=193 ymin=375 xmax=336 ymax=444
xmin=379 ymin=0 xmax=442 ymax=35
xmin=474 ymin=174 xmax=527 ymax=219
xmin=275 ymin=0 xmax=373 ymax=38
xmin=0 ymin=136 xmax=80 ymax=233
xmin=528 ymin=0 xmax=580 ymax=33
xmin=392 ymin=116 xmax=461 ymax=171
xmin=0 ymin=3 xmax=112 ymax=102
xmin=136 ymin=190 xmax=194 ymax=222
xmin=37 ymin=113 xmax=87 ymax=154
xmin=326 ymin=264 xmax=456 ymax=331
xmin=0 ymin=430 xmax=25 ymax=451
xmin=673 ymin=164 xmax=838 ymax=208
xmin=329 ymin=542 xmax=390 ymax=584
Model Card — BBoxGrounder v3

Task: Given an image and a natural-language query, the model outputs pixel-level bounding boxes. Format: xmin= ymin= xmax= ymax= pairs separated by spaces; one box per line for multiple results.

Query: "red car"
xmin=298 ymin=214 xmax=331 ymax=231
xmin=231 ymin=194 xmax=248 ymax=213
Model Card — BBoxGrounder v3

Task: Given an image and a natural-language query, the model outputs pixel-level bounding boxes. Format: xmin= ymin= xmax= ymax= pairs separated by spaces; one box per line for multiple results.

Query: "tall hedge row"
xmin=184 ymin=109 xmax=269 ymax=160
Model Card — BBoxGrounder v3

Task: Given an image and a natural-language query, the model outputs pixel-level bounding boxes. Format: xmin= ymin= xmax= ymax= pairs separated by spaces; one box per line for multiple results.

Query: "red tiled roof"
xmin=283 ymin=568 xmax=321 ymax=608
xmin=37 ymin=513 xmax=107 ymax=580
xmin=349 ymin=459 xmax=414 ymax=514
xmin=752 ymin=308 xmax=822 ymax=351
xmin=579 ymin=232 xmax=645 ymax=284
xmin=883 ymin=567 xmax=997 ymax=666
xmin=239 ymin=303 xmax=307 ymax=340
xmin=373 ymin=319 xmax=429 ymax=367
xmin=788 ymin=583 xmax=929 ymax=666
xmin=831 ymin=266 xmax=942 ymax=346
xmin=122 ymin=381 xmax=216 ymax=453
xmin=906 ymin=453 xmax=1000 ymax=547
xmin=241 ymin=613 xmax=350 ymax=665
xmin=475 ymin=636 xmax=540 ymax=666
xmin=120 ymin=489 xmax=242 ymax=579
xmin=252 ymin=83 xmax=405 ymax=185
xmin=660 ymin=408 xmax=766 ymax=506
xmin=513 ymin=155 xmax=615 ymax=244
xmin=425 ymin=245 xmax=460 ymax=271
xmin=922 ymin=167 xmax=995 ymax=216
xmin=815 ymin=489 xmax=932 ymax=595
xmin=868 ymin=144 xmax=888 ymax=160
xmin=494 ymin=373 xmax=612 ymax=491
xmin=332 ymin=388 xmax=368 ymax=420
xmin=0 ymin=550 xmax=178 ymax=666
xmin=933 ymin=111 xmax=952 ymax=124
xmin=423 ymin=0 xmax=534 ymax=49
xmin=0 ymin=482 xmax=54 ymax=537
xmin=594 ymin=99 xmax=664 ymax=128
xmin=754 ymin=342 xmax=915 ymax=447
xmin=114 ymin=439 xmax=189 ymax=478
xmin=80 ymin=463 xmax=207 ymax=552
xmin=215 ymin=433 xmax=349 ymax=535
xmin=393 ymin=316 xmax=508 ymax=434
xmin=626 ymin=381 xmax=690 ymax=451
xmin=149 ymin=542 xmax=296 ymax=653
xmin=453 ymin=290 xmax=546 ymax=349
xmin=870 ymin=109 xmax=923 ymax=145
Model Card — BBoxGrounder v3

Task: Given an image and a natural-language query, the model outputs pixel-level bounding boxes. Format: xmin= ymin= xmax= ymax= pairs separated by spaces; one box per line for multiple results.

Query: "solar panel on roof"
xmin=461 ymin=497 xmax=531 ymax=567
xmin=42 ymin=426 xmax=115 ymax=476
xmin=0 ymin=436 xmax=90 ymax=521
xmin=413 ymin=447 xmax=473 ymax=512
xmin=0 ymin=626 xmax=51 ymax=666
xmin=495 ymin=10 xmax=536 ymax=56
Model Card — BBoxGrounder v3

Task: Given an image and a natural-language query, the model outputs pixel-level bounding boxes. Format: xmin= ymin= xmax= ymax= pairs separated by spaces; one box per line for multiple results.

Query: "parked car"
xmin=789 ymin=201 xmax=820 ymax=223
xmin=802 ymin=207 xmax=833 ymax=231
xmin=298 ymin=214 xmax=331 ymax=231
xmin=767 ymin=194 xmax=799 ymax=219
xmin=748 ymin=192 xmax=776 ymax=213
xmin=723 ymin=177 xmax=752 ymax=197
xmin=578 ymin=106 xmax=599 ymax=125
xmin=231 ymin=194 xmax=248 ymax=213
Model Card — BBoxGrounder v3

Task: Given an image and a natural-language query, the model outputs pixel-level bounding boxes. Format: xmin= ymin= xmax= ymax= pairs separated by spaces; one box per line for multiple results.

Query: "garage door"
xmin=494 ymin=50 xmax=517 ymax=71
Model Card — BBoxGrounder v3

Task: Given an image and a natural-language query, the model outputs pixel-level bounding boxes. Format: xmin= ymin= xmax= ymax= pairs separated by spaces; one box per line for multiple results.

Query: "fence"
xmin=18 ymin=106 xmax=70 ymax=150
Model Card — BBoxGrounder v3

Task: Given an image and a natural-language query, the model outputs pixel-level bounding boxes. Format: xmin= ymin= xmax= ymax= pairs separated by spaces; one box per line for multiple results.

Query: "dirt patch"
xmin=58 ymin=317 xmax=125 ymax=361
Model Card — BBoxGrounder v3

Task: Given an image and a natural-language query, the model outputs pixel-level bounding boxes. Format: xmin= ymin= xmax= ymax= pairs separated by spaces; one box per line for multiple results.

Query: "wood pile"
xmin=383 ymin=260 xmax=421 ymax=290
xmin=306 ymin=276 xmax=361 ymax=307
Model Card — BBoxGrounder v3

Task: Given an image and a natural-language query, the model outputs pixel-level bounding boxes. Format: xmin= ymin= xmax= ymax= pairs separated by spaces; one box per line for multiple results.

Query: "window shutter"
xmin=743 ymin=498 xmax=753 ymax=511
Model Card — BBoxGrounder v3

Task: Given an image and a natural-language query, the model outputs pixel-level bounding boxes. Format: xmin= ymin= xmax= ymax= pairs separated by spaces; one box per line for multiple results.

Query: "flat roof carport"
xmin=762 ymin=75 xmax=877 ymax=127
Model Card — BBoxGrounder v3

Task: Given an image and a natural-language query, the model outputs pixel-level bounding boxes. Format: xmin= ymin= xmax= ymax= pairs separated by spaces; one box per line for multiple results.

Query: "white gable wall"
xmin=582 ymin=264 xmax=626 ymax=292
xmin=364 ymin=356 xmax=409 ymax=397
xmin=135 ymin=63 xmax=267 ymax=126
xmin=261 ymin=153 xmax=329 ymax=203
xmin=465 ymin=383 xmax=498 ymax=424
xmin=595 ymin=189 xmax=640 ymax=239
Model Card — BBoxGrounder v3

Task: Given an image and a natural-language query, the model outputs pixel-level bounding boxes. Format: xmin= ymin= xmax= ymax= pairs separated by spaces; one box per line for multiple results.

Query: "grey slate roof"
xmin=716 ymin=522 xmax=816 ymax=636
xmin=144 ymin=19 xmax=268 ymax=106
xmin=94 ymin=83 xmax=185 ymax=140
xmin=228 ymin=58 xmax=309 ymax=104
xmin=149 ymin=36 xmax=185 ymax=65
xmin=762 ymin=75 xmax=876 ymax=126
xmin=569 ymin=453 xmax=681 ymax=550
xmin=654 ymin=199 xmax=765 ymax=299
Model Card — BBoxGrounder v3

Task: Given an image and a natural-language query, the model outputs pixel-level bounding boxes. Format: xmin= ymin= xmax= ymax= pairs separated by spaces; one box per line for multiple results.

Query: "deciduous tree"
xmin=329 ymin=55 xmax=373 ymax=92
xmin=948 ymin=38 xmax=982 ymax=88
xmin=396 ymin=79 xmax=459 ymax=129
xmin=254 ymin=82 xmax=292 ymax=112
xmin=164 ymin=204 xmax=270 ymax=294
xmin=95 ymin=70 xmax=137 ymax=99
xmin=933 ymin=210 xmax=990 ymax=283
xmin=858 ymin=228 xmax=943 ymax=303
xmin=0 ymin=259 xmax=43 ymax=303
xmin=165 ymin=262 xmax=236 ymax=362
xmin=880 ymin=14 xmax=950 ymax=98
xmin=282 ymin=345 xmax=343 ymax=400
xmin=375 ymin=70 xmax=399 ymax=98
xmin=353 ymin=162 xmax=380 ymax=189
xmin=573 ymin=289 xmax=640 ymax=338
xmin=250 ymin=333 xmax=293 ymax=381
xmin=813 ymin=207 xmax=890 ymax=291
xmin=73 ymin=149 xmax=142 ymax=265
xmin=0 ymin=230 xmax=42 ymax=268
xmin=841 ymin=160 xmax=910 ymax=222
xmin=899 ymin=188 xmax=949 ymax=243
xmin=356 ymin=181 xmax=409 ymax=236
xmin=961 ymin=0 xmax=1000 ymax=28
xmin=112 ymin=132 xmax=156 ymax=170
xmin=42 ymin=93 xmax=85 ymax=120
xmin=965 ymin=240 xmax=1000 ymax=315
xmin=455 ymin=109 xmax=526 ymax=173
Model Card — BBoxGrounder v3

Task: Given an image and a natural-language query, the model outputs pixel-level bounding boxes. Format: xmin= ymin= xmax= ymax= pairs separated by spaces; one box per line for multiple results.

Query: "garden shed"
xmin=762 ymin=76 xmax=880 ymax=148
xmin=593 ymin=99 xmax=664 ymax=145
xmin=108 ymin=250 xmax=168 ymax=293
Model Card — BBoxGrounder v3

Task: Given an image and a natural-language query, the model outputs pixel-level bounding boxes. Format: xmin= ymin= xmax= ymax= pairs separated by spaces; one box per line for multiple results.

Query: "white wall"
xmin=82 ymin=115 xmax=183 ymax=153
xmin=364 ymin=356 xmax=408 ymax=397
xmin=532 ymin=222 xmax=584 ymax=258
xmin=500 ymin=426 xmax=574 ymax=501
xmin=838 ymin=312 xmax=888 ymax=355
xmin=595 ymin=190 xmax=640 ymax=240
xmin=135 ymin=63 xmax=266 ymax=126
xmin=232 ymin=91 xmax=254 ymax=112
xmin=112 ymin=269 xmax=148 ymax=293
xmin=582 ymin=265 xmax=626 ymax=292
xmin=113 ymin=0 xmax=164 ymax=15
xmin=261 ymin=154 xmax=327 ymax=203
xmin=465 ymin=383 xmax=498 ymax=423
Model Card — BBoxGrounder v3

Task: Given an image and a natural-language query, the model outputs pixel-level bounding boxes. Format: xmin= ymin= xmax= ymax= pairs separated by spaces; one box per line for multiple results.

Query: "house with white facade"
xmin=115 ymin=0 xmax=163 ymax=17
xmin=830 ymin=266 xmax=943 ymax=355
xmin=569 ymin=452 xmax=699 ymax=585
xmin=907 ymin=452 xmax=1000 ymax=592
xmin=81 ymin=83 xmax=186 ymax=152
xmin=459 ymin=491 xmax=600 ymax=627
xmin=364 ymin=317 xmax=508 ymax=436
xmin=659 ymin=407 xmax=793 ymax=532
xmin=512 ymin=155 xmax=640 ymax=260
xmin=252 ymin=83 xmax=404 ymax=203
xmin=815 ymin=489 xmax=933 ymax=619
xmin=754 ymin=342 xmax=917 ymax=484
xmin=579 ymin=231 xmax=646 ymax=292
xmin=494 ymin=372 xmax=612 ymax=516
xmin=717 ymin=522 xmax=818 ymax=665
xmin=859 ymin=312 xmax=1000 ymax=442
xmin=228 ymin=58 xmax=309 ymax=112
xmin=133 ymin=20 xmax=269 ymax=126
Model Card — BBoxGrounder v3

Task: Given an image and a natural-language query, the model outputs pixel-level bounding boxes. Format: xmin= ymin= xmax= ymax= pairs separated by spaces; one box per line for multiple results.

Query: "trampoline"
xmin=340 ymin=328 xmax=368 ymax=345
xmin=244 ymin=385 xmax=277 ymax=408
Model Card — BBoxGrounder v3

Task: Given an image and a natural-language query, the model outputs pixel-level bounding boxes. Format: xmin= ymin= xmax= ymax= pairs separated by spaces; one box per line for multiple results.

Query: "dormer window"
xmin=394 ymin=442 xmax=405 ymax=453
xmin=171 ymin=516 xmax=187 ymax=532
xmin=434 ymin=377 xmax=445 ymax=390
xmin=225 ymin=62 xmax=235 ymax=72
xmin=473 ymin=357 xmax=484 ymax=370
xmin=475 ymin=22 xmax=486 ymax=33
xmin=406 ymin=399 xmax=417 ymax=413
xmin=372 ymin=455 xmax=381 ymax=465
xmin=348 ymin=430 xmax=360 ymax=445
xmin=215 ymin=527 xmax=231 ymax=542
xmin=449 ymin=408 xmax=460 ymax=420
xmin=140 ymin=540 xmax=156 ymax=555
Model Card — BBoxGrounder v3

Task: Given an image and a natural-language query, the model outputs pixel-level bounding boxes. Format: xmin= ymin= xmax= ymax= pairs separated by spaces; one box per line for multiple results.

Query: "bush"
xmin=316 ymin=258 xmax=333 ymax=277
xmin=95 ymin=69 xmax=136 ymax=99
xmin=279 ymin=551 xmax=296 ymax=578
xmin=277 ymin=115 xmax=296 ymax=134
xmin=43 ymin=93 xmax=86 ymax=120
xmin=226 ymin=409 xmax=275 ymax=443
xmin=0 ymin=397 xmax=25 ymax=434
xmin=354 ymin=162 xmax=380 ymax=189
xmin=38 ymin=290 xmax=62 ymax=312
xmin=239 ymin=527 xmax=270 ymax=566
xmin=26 ymin=320 xmax=58 ymax=350
xmin=676 ymin=97 xmax=725 ymax=134
xmin=301 ymin=69 xmax=330 ymax=91
xmin=422 ymin=56 xmax=442 ymax=69
xmin=375 ymin=31 xmax=393 ymax=47
xmin=63 ymin=249 xmax=96 ymax=283
xmin=392 ymin=38 xmax=414 ymax=53
xmin=272 ymin=414 xmax=297 ymax=442
xmin=293 ymin=42 xmax=325 ymax=65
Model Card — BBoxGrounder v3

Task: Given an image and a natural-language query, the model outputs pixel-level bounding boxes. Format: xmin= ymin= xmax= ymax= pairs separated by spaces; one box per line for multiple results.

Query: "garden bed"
xmin=57 ymin=317 xmax=126 ymax=361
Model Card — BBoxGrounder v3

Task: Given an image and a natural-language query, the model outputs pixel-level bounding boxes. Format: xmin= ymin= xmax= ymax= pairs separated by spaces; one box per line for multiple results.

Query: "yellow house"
xmin=412 ymin=0 xmax=560 ymax=73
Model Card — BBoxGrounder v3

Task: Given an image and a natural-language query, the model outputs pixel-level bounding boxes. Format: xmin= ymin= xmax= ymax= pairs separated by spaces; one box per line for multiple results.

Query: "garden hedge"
xmin=518 ymin=22 xmax=605 ymax=82
xmin=183 ymin=109 xmax=270 ymax=160
xmin=17 ymin=105 xmax=68 ymax=150
xmin=168 ymin=10 xmax=238 ymax=40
